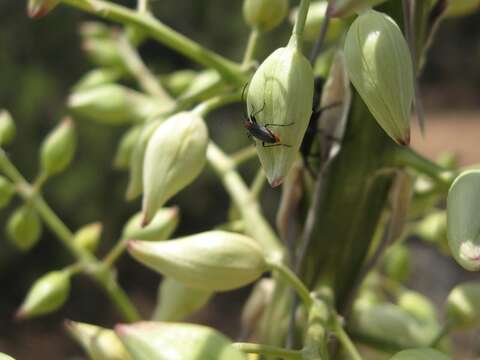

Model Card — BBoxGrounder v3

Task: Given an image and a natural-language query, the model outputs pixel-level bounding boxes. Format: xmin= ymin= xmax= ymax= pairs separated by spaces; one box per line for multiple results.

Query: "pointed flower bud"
xmin=445 ymin=0 xmax=480 ymax=17
xmin=115 ymin=322 xmax=246 ymax=360
xmin=247 ymin=37 xmax=314 ymax=186
xmin=142 ymin=111 xmax=208 ymax=225
xmin=447 ymin=170 xmax=480 ymax=271
xmin=383 ymin=244 xmax=411 ymax=283
xmin=390 ymin=348 xmax=451 ymax=360
xmin=17 ymin=270 xmax=70 ymax=319
xmin=6 ymin=206 xmax=42 ymax=251
xmin=27 ymin=0 xmax=60 ymax=18
xmin=330 ymin=0 xmax=387 ymax=18
xmin=397 ymin=291 xmax=438 ymax=329
xmin=0 ymin=110 xmax=16 ymax=146
xmin=0 ymin=176 xmax=14 ymax=209
xmin=40 ymin=117 xmax=76 ymax=176
xmin=344 ymin=9 xmax=414 ymax=145
xmin=446 ymin=281 xmax=480 ymax=330
xmin=73 ymin=222 xmax=102 ymax=254
xmin=122 ymin=207 xmax=179 ymax=241
xmin=243 ymin=0 xmax=288 ymax=32
xmin=114 ymin=125 xmax=143 ymax=170
xmin=65 ymin=320 xmax=132 ymax=360
xmin=128 ymin=231 xmax=266 ymax=291
xmin=73 ymin=68 xmax=122 ymax=92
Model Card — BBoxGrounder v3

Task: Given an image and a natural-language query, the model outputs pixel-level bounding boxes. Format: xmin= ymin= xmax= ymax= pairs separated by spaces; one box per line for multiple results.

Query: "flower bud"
xmin=17 ymin=270 xmax=70 ymax=319
xmin=415 ymin=211 xmax=449 ymax=253
xmin=330 ymin=0 xmax=387 ymax=18
xmin=383 ymin=244 xmax=411 ymax=283
xmin=6 ymin=206 xmax=42 ymax=251
xmin=344 ymin=9 xmax=413 ymax=145
xmin=243 ymin=0 xmax=288 ymax=32
xmin=73 ymin=68 xmax=122 ymax=92
xmin=122 ymin=207 xmax=179 ymax=241
xmin=447 ymin=170 xmax=480 ymax=271
xmin=128 ymin=231 xmax=266 ymax=291
xmin=142 ymin=111 xmax=208 ymax=225
xmin=27 ymin=0 xmax=60 ymax=18
xmin=65 ymin=320 xmax=132 ymax=360
xmin=445 ymin=0 xmax=480 ymax=17
xmin=0 ymin=110 xmax=15 ymax=146
xmin=115 ymin=322 xmax=245 ymax=360
xmin=247 ymin=38 xmax=314 ymax=186
xmin=390 ymin=348 xmax=451 ymax=360
xmin=152 ymin=277 xmax=212 ymax=321
xmin=178 ymin=69 xmax=223 ymax=102
xmin=40 ymin=117 xmax=76 ymax=176
xmin=0 ymin=176 xmax=14 ymax=209
xmin=160 ymin=69 xmax=197 ymax=97
xmin=397 ymin=291 xmax=439 ymax=329
xmin=79 ymin=22 xmax=123 ymax=69
xmin=0 ymin=353 xmax=15 ymax=360
xmin=73 ymin=222 xmax=102 ymax=254
xmin=446 ymin=281 xmax=480 ymax=329
xmin=114 ymin=125 xmax=143 ymax=170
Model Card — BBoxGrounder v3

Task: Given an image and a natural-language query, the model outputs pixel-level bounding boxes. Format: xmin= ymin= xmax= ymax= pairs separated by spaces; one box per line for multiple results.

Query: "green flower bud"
xmin=17 ymin=270 xmax=70 ymax=319
xmin=65 ymin=320 xmax=132 ymax=360
xmin=27 ymin=0 xmax=60 ymax=18
xmin=115 ymin=322 xmax=246 ymax=360
xmin=415 ymin=211 xmax=449 ymax=253
xmin=114 ymin=125 xmax=143 ymax=170
xmin=73 ymin=68 xmax=122 ymax=92
xmin=397 ymin=291 xmax=438 ymax=329
xmin=73 ymin=222 xmax=102 ymax=254
xmin=445 ymin=0 xmax=480 ymax=17
xmin=128 ymin=231 xmax=266 ymax=291
xmin=330 ymin=0 xmax=387 ymax=18
xmin=0 ymin=110 xmax=15 ymax=146
xmin=142 ymin=111 xmax=208 ymax=225
xmin=243 ymin=0 xmax=288 ymax=32
xmin=0 ymin=176 xmax=14 ymax=209
xmin=152 ymin=277 xmax=213 ymax=321
xmin=40 ymin=117 xmax=76 ymax=176
xmin=79 ymin=23 xmax=123 ymax=69
xmin=383 ymin=244 xmax=411 ymax=283
xmin=122 ymin=207 xmax=179 ymax=241
xmin=446 ymin=281 xmax=480 ymax=329
xmin=6 ymin=206 xmax=42 ymax=251
xmin=160 ymin=69 xmax=197 ymax=97
xmin=344 ymin=9 xmax=414 ymax=145
xmin=178 ymin=69 xmax=223 ymax=102
xmin=247 ymin=38 xmax=314 ymax=186
xmin=390 ymin=348 xmax=451 ymax=360
xmin=447 ymin=170 xmax=480 ymax=271
xmin=0 ymin=354 xmax=15 ymax=360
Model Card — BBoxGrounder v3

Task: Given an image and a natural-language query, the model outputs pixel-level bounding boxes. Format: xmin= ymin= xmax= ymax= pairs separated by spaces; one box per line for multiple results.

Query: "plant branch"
xmin=242 ymin=29 xmax=260 ymax=69
xmin=233 ymin=342 xmax=302 ymax=360
xmin=332 ymin=314 xmax=363 ymax=360
xmin=231 ymin=146 xmax=257 ymax=166
xmin=292 ymin=0 xmax=311 ymax=45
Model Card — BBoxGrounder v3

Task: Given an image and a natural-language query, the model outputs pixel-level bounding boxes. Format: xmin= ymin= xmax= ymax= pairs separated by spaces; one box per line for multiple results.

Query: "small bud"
xmin=0 ymin=110 xmax=16 ymax=146
xmin=17 ymin=270 xmax=70 ymax=319
xmin=122 ymin=207 xmax=179 ymax=241
xmin=445 ymin=0 xmax=480 ymax=17
xmin=115 ymin=322 xmax=245 ymax=360
xmin=152 ymin=277 xmax=212 ymax=321
xmin=446 ymin=281 xmax=480 ymax=330
xmin=27 ymin=0 xmax=60 ymax=18
xmin=390 ymin=348 xmax=451 ymax=360
xmin=243 ymin=0 xmax=288 ymax=32
xmin=383 ymin=244 xmax=411 ymax=283
xmin=447 ymin=170 xmax=480 ymax=271
xmin=6 ymin=206 xmax=42 ymax=251
xmin=160 ymin=69 xmax=197 ymax=97
xmin=142 ymin=111 xmax=208 ymax=225
xmin=0 ymin=353 xmax=15 ymax=360
xmin=247 ymin=38 xmax=314 ymax=186
xmin=73 ymin=68 xmax=122 ymax=92
xmin=73 ymin=222 xmax=102 ymax=254
xmin=344 ymin=10 xmax=414 ymax=145
xmin=65 ymin=320 xmax=132 ymax=360
xmin=79 ymin=22 xmax=123 ymax=69
xmin=40 ymin=117 xmax=76 ymax=176
xmin=178 ymin=69 xmax=223 ymax=102
xmin=397 ymin=291 xmax=438 ymax=328
xmin=0 ymin=176 xmax=14 ymax=209
xmin=114 ymin=125 xmax=143 ymax=170
xmin=330 ymin=0 xmax=387 ymax=18
xmin=415 ymin=211 xmax=449 ymax=253
xmin=128 ymin=231 xmax=266 ymax=291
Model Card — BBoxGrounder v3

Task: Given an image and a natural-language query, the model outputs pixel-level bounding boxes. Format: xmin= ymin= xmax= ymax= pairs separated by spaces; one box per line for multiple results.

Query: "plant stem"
xmin=332 ymin=315 xmax=363 ymax=360
xmin=137 ymin=0 xmax=149 ymax=13
xmin=242 ymin=29 xmax=260 ymax=69
xmin=251 ymin=167 xmax=266 ymax=198
xmin=231 ymin=146 xmax=257 ymax=166
xmin=193 ymin=91 xmax=242 ymax=116
xmin=102 ymin=238 xmax=128 ymax=268
xmin=292 ymin=0 xmax=311 ymax=45
xmin=233 ymin=342 xmax=302 ymax=360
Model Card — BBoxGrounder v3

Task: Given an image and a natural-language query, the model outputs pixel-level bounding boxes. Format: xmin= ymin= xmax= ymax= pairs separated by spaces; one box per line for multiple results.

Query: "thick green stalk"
xmin=233 ymin=342 xmax=302 ymax=360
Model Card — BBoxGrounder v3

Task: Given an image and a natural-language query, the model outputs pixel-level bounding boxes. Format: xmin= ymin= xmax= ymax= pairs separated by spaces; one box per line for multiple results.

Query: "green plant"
xmin=2 ymin=0 xmax=480 ymax=359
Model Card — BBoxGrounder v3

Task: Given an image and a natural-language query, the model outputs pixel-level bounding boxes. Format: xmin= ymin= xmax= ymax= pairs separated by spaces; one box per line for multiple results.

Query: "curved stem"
xmin=233 ymin=342 xmax=302 ymax=360
xmin=292 ymin=0 xmax=311 ymax=46
xmin=429 ymin=321 xmax=452 ymax=347
xmin=193 ymin=91 xmax=242 ymax=116
xmin=332 ymin=315 xmax=363 ymax=360
xmin=231 ymin=146 xmax=257 ymax=166
xmin=242 ymin=29 xmax=260 ymax=69
xmin=102 ymin=238 xmax=128 ymax=268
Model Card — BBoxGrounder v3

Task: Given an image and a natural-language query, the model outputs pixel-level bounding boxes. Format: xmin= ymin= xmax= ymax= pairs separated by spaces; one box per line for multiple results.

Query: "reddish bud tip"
xmin=270 ymin=177 xmax=284 ymax=188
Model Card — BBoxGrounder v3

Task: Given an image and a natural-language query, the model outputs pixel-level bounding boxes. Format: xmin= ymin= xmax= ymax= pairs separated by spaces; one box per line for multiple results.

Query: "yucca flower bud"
xmin=73 ymin=68 xmax=121 ymax=92
xmin=447 ymin=170 xmax=480 ymax=271
xmin=114 ymin=125 xmax=142 ymax=170
xmin=40 ymin=117 xmax=76 ymax=177
xmin=397 ymin=291 xmax=438 ymax=329
xmin=160 ymin=69 xmax=197 ymax=97
xmin=0 ymin=176 xmax=14 ymax=209
xmin=73 ymin=222 xmax=102 ymax=254
xmin=247 ymin=37 xmax=314 ymax=186
xmin=243 ymin=0 xmax=289 ymax=32
xmin=142 ymin=111 xmax=208 ymax=225
xmin=383 ymin=244 xmax=411 ymax=283
xmin=115 ymin=322 xmax=245 ymax=360
xmin=344 ymin=10 xmax=413 ymax=145
xmin=445 ymin=0 xmax=480 ymax=17
xmin=0 ymin=110 xmax=16 ymax=146
xmin=128 ymin=231 xmax=266 ymax=291
xmin=390 ymin=348 xmax=451 ymax=360
xmin=6 ymin=206 xmax=42 ymax=251
xmin=330 ymin=0 xmax=387 ymax=18
xmin=178 ymin=69 xmax=223 ymax=102
xmin=123 ymin=207 xmax=179 ymax=241
xmin=27 ymin=0 xmax=60 ymax=18
xmin=65 ymin=320 xmax=132 ymax=360
xmin=0 ymin=353 xmax=15 ymax=360
xmin=446 ymin=281 xmax=480 ymax=329
xmin=17 ymin=270 xmax=70 ymax=319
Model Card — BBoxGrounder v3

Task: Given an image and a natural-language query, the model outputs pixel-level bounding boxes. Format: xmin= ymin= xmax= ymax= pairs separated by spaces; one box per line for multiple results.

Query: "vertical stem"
xmin=242 ymin=29 xmax=260 ymax=69
xmin=292 ymin=0 xmax=311 ymax=44
xmin=137 ymin=0 xmax=149 ymax=13
xmin=332 ymin=315 xmax=363 ymax=360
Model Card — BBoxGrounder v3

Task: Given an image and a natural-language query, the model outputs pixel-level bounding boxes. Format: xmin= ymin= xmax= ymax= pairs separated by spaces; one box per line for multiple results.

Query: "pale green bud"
xmin=17 ymin=270 xmax=70 ymax=319
xmin=344 ymin=10 xmax=413 ymax=145
xmin=445 ymin=0 xmax=480 ymax=17
xmin=128 ymin=231 xmax=266 ymax=291
xmin=243 ymin=0 xmax=288 ymax=32
xmin=142 ymin=111 xmax=208 ymax=225
xmin=446 ymin=281 xmax=480 ymax=329
xmin=383 ymin=244 xmax=411 ymax=283
xmin=247 ymin=38 xmax=314 ymax=186
xmin=152 ymin=277 xmax=212 ymax=321
xmin=27 ymin=0 xmax=60 ymax=18
xmin=0 ymin=176 xmax=14 ymax=209
xmin=115 ymin=322 xmax=246 ymax=360
xmin=40 ymin=117 xmax=76 ymax=176
xmin=113 ymin=125 xmax=143 ymax=170
xmin=330 ymin=0 xmax=387 ymax=18
xmin=73 ymin=68 xmax=122 ymax=92
xmin=447 ymin=170 xmax=480 ymax=271
xmin=79 ymin=23 xmax=123 ymax=69
xmin=122 ymin=207 xmax=179 ymax=241
xmin=73 ymin=222 xmax=102 ymax=254
xmin=7 ymin=206 xmax=42 ymax=251
xmin=390 ymin=348 xmax=451 ymax=360
xmin=0 ymin=110 xmax=15 ymax=146
xmin=0 ymin=354 xmax=15 ymax=360
xmin=178 ymin=69 xmax=223 ymax=102
xmin=397 ymin=291 xmax=439 ymax=328
xmin=160 ymin=69 xmax=197 ymax=97
xmin=65 ymin=320 xmax=132 ymax=360
xmin=415 ymin=211 xmax=449 ymax=253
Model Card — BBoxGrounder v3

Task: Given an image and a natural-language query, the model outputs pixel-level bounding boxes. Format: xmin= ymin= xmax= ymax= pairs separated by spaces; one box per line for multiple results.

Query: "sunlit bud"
xmin=40 ymin=117 xmax=76 ymax=176
xmin=73 ymin=222 xmax=102 ymax=254
xmin=160 ymin=69 xmax=197 ymax=97
xmin=397 ymin=291 xmax=438 ymax=328
xmin=0 ymin=176 xmax=14 ymax=209
xmin=241 ymin=279 xmax=274 ymax=332
xmin=247 ymin=37 xmax=314 ymax=186
xmin=27 ymin=0 xmax=60 ymax=18
xmin=383 ymin=244 xmax=411 ymax=283
xmin=445 ymin=0 xmax=480 ymax=17
xmin=142 ymin=111 xmax=208 ymax=225
xmin=447 ymin=170 xmax=480 ymax=271
xmin=65 ymin=320 xmax=132 ymax=360
xmin=128 ymin=231 xmax=266 ymax=291
xmin=0 ymin=353 xmax=15 ymax=360
xmin=116 ymin=322 xmax=246 ymax=360
xmin=152 ymin=277 xmax=212 ymax=321
xmin=446 ymin=281 xmax=480 ymax=329
xmin=122 ymin=207 xmax=179 ymax=241
xmin=73 ymin=68 xmax=122 ymax=92
xmin=243 ymin=0 xmax=288 ymax=32
xmin=7 ymin=206 xmax=42 ymax=251
xmin=344 ymin=10 xmax=413 ymax=145
xmin=390 ymin=348 xmax=451 ymax=360
xmin=113 ymin=125 xmax=143 ymax=170
xmin=16 ymin=270 xmax=70 ymax=319
xmin=330 ymin=0 xmax=387 ymax=18
xmin=0 ymin=110 xmax=15 ymax=146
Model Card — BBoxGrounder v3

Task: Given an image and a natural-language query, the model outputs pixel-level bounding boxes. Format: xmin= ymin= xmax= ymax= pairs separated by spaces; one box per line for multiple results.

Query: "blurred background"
xmin=0 ymin=1 xmax=479 ymax=358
